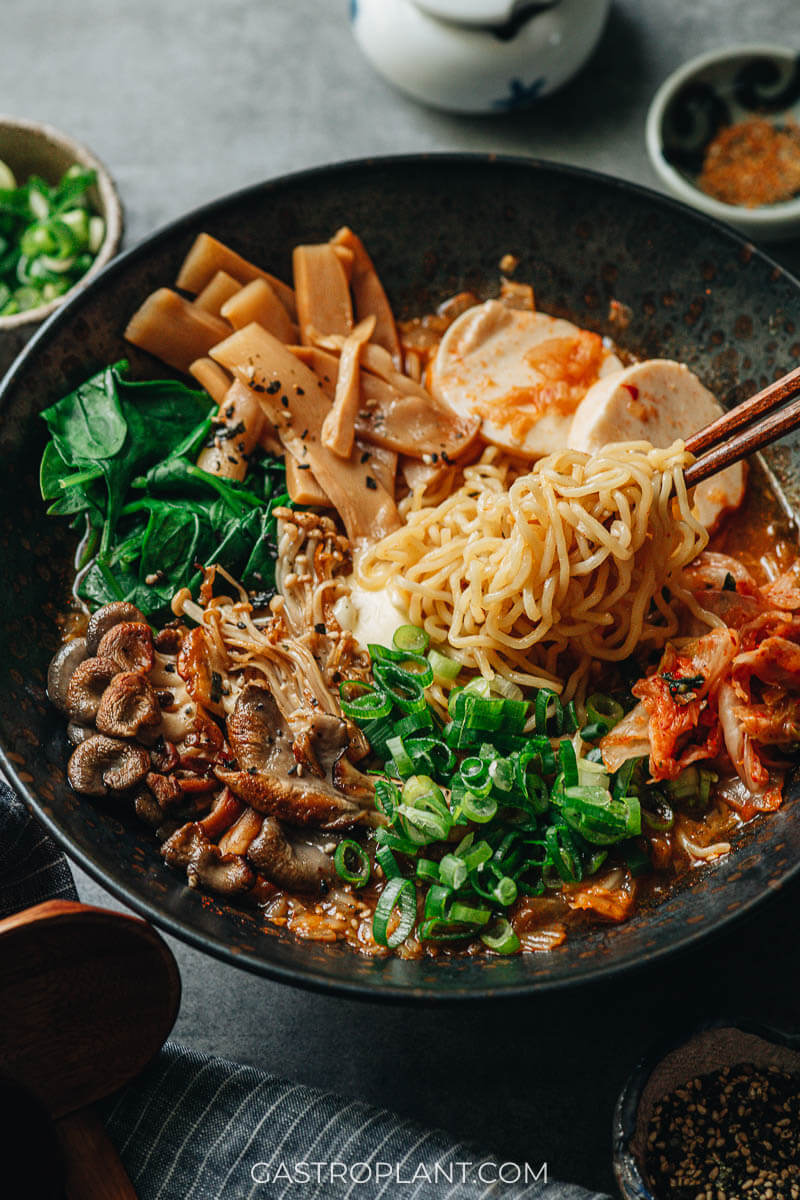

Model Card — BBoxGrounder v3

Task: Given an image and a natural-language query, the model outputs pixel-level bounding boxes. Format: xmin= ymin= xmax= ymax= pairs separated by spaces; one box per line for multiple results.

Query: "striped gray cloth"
xmin=0 ymin=779 xmax=608 ymax=1199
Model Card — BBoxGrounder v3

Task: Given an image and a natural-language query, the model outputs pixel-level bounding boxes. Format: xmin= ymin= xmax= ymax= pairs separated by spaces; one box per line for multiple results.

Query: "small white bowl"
xmin=646 ymin=45 xmax=800 ymax=242
xmin=350 ymin=0 xmax=610 ymax=115
xmin=0 ymin=117 xmax=122 ymax=349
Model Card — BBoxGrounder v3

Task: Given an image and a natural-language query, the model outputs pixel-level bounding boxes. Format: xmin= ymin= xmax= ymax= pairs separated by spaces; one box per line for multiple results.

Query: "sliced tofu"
xmin=430 ymin=300 xmax=623 ymax=458
xmin=569 ymin=359 xmax=745 ymax=531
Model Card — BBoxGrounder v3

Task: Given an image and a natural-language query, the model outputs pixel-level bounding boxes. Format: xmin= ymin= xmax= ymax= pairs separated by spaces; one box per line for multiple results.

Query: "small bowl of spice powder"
xmin=646 ymin=46 xmax=800 ymax=240
xmin=614 ymin=1022 xmax=800 ymax=1200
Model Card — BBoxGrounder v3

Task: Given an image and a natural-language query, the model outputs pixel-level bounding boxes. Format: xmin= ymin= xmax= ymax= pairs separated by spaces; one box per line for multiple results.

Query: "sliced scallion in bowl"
xmin=0 ymin=161 xmax=105 ymax=316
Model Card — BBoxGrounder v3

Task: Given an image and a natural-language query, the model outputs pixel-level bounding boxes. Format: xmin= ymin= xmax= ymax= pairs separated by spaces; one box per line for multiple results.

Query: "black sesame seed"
xmin=365 ymin=476 xmax=377 ymax=490
xmin=266 ymin=380 xmax=281 ymax=394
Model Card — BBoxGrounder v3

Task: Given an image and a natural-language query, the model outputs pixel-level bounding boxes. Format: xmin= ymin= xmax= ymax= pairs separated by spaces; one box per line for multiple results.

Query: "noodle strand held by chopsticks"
xmin=357 ymin=440 xmax=715 ymax=696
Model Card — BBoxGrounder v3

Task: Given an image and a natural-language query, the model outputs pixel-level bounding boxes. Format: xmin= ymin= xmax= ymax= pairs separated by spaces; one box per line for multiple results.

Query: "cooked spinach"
xmin=40 ymin=361 xmax=288 ymax=619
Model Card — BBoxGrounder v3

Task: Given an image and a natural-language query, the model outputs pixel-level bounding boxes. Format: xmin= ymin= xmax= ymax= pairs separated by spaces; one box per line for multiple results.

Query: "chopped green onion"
xmin=392 ymin=709 xmax=434 ymax=739
xmin=439 ymin=853 xmax=467 ymax=890
xmin=416 ymin=858 xmax=440 ymax=883
xmin=374 ymin=827 xmax=420 ymax=855
xmin=492 ymin=875 xmax=518 ymax=906
xmin=559 ymin=740 xmax=579 ymax=788
xmin=386 ymin=734 xmax=415 ymax=778
xmin=449 ymin=902 xmax=491 ymax=927
xmin=580 ymin=721 xmax=609 ymax=742
xmin=457 ymin=790 xmax=497 ymax=824
xmin=545 ymin=824 xmax=583 ymax=883
xmin=424 ymin=884 xmax=451 ymax=920
xmin=481 ymin=918 xmax=521 ymax=955
xmin=393 ymin=624 xmax=430 ymax=655
xmin=339 ymin=680 xmax=392 ymax=721
xmin=461 ymin=840 xmax=493 ymax=872
xmin=429 ymin=647 xmax=461 ymax=682
xmin=535 ymin=688 xmax=563 ymax=735
xmin=488 ymin=756 xmax=514 ymax=793
xmin=334 ymin=840 xmax=371 ymax=887
xmin=419 ymin=918 xmax=473 ymax=942
xmin=374 ymin=777 xmax=400 ymax=821
xmin=373 ymin=877 xmax=417 ymax=948
xmin=586 ymin=693 xmax=624 ymax=729
xmin=375 ymin=843 xmax=402 ymax=879
xmin=373 ymin=660 xmax=427 ymax=713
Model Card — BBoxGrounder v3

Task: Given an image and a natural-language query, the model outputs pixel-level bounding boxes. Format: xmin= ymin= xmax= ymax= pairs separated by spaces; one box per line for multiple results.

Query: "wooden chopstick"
xmin=685 ymin=388 xmax=800 ymax=488
xmin=683 ymin=364 xmax=800 ymax=488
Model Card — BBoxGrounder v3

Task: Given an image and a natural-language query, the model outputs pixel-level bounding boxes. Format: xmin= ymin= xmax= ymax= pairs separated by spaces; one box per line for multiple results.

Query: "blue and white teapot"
xmin=350 ymin=0 xmax=611 ymax=114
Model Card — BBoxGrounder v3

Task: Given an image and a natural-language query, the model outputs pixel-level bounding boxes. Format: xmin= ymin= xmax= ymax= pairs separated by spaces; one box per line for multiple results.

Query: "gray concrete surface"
xmin=3 ymin=0 xmax=800 ymax=1190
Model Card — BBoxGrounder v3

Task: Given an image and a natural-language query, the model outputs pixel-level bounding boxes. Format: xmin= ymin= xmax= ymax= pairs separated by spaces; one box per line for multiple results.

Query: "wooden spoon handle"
xmin=57 ymin=1107 xmax=138 ymax=1199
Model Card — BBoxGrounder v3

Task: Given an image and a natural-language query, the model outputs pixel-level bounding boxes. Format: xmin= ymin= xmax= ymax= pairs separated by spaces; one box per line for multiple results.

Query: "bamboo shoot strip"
xmin=125 ymin=289 xmax=230 ymax=374
xmin=221 ymin=278 xmax=297 ymax=343
xmin=331 ymin=226 xmax=402 ymax=366
xmin=194 ymin=270 xmax=242 ymax=316
xmin=291 ymin=345 xmax=480 ymax=460
xmin=292 ymin=244 xmax=353 ymax=345
xmin=322 ymin=316 xmax=376 ymax=458
xmin=188 ymin=357 xmax=232 ymax=404
xmin=176 ymin=233 xmax=297 ymax=320
xmin=210 ymin=323 xmax=401 ymax=545
xmin=285 ymin=454 xmax=332 ymax=506
xmin=356 ymin=439 xmax=397 ymax=495
xmin=196 ymin=380 xmax=266 ymax=481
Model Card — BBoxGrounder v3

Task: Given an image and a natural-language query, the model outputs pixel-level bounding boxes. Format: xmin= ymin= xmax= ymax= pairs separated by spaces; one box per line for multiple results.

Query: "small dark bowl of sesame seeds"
xmin=613 ymin=1021 xmax=800 ymax=1200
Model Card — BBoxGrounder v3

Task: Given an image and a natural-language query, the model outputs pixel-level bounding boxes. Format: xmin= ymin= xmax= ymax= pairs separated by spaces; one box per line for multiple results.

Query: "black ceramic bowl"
xmin=2 ymin=155 xmax=800 ymax=1001
xmin=613 ymin=1020 xmax=800 ymax=1198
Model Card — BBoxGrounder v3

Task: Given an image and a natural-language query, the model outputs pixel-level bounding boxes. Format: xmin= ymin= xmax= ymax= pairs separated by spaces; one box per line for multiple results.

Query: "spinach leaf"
xmin=42 ymin=362 xmax=288 ymax=619
xmin=40 ymin=440 xmax=103 ymax=517
xmin=42 ymin=364 xmax=128 ymax=463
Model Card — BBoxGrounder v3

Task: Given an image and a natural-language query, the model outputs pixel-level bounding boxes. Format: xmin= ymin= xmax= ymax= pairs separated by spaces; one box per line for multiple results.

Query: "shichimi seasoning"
xmin=698 ymin=117 xmax=800 ymax=208
xmin=644 ymin=1062 xmax=800 ymax=1200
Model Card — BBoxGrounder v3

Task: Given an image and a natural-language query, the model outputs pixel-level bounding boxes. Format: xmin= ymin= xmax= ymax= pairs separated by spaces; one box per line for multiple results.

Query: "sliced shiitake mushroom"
xmin=96 ymin=621 xmax=154 ymax=674
xmin=67 ymin=734 xmax=151 ymax=796
xmin=161 ymin=823 xmax=254 ymax=894
xmin=47 ymin=638 xmax=88 ymax=715
xmin=247 ymin=816 xmax=334 ymax=892
xmin=65 ymin=656 xmax=120 ymax=724
xmin=95 ymin=672 xmax=161 ymax=740
xmin=86 ymin=601 xmax=147 ymax=655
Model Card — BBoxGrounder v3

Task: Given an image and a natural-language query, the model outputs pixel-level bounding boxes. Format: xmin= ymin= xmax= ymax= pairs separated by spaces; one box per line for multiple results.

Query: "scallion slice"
xmin=393 ymin=624 xmax=430 ymax=655
xmin=586 ymin=692 xmax=624 ymax=729
xmin=339 ymin=680 xmax=392 ymax=721
xmin=373 ymin=661 xmax=427 ymax=713
xmin=373 ymin=877 xmax=417 ymax=948
xmin=439 ymin=852 xmax=467 ymax=890
xmin=429 ymin=647 xmax=461 ymax=682
xmin=481 ymin=918 xmax=521 ymax=955
xmin=457 ymin=790 xmax=497 ymax=824
xmin=449 ymin=902 xmax=491 ymax=926
xmin=386 ymin=734 xmax=415 ymax=778
xmin=334 ymin=840 xmax=371 ymax=887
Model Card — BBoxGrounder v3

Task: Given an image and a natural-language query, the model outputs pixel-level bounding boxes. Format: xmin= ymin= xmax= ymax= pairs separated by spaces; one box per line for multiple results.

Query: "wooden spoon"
xmin=0 ymin=899 xmax=181 ymax=1198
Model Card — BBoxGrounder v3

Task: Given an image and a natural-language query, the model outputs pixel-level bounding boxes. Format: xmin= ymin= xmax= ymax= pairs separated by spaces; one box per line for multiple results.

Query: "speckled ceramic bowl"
xmin=0 ymin=116 xmax=123 ymax=375
xmin=1 ymin=155 xmax=800 ymax=1000
xmin=646 ymin=46 xmax=800 ymax=241
xmin=613 ymin=1021 xmax=800 ymax=1199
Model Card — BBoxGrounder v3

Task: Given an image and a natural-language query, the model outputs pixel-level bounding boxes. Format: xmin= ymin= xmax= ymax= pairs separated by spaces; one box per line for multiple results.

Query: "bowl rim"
xmin=645 ymin=43 xmax=800 ymax=228
xmin=0 ymin=114 xmax=123 ymax=331
xmin=2 ymin=151 xmax=800 ymax=1001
